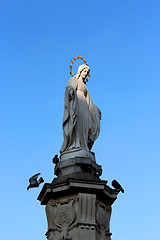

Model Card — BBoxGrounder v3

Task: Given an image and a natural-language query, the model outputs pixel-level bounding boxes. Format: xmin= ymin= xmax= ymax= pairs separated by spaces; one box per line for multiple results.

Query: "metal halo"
xmin=70 ymin=55 xmax=90 ymax=83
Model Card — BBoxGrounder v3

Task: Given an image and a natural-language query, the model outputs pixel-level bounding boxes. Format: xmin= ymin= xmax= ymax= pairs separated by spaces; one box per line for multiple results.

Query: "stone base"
xmin=60 ymin=148 xmax=95 ymax=162
xmin=38 ymin=178 xmax=119 ymax=240
xmin=54 ymin=157 xmax=102 ymax=183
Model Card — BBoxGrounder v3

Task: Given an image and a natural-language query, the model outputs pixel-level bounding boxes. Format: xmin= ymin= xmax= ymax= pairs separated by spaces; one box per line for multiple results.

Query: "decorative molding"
xmin=45 ymin=192 xmax=114 ymax=240
xmin=96 ymin=200 xmax=112 ymax=238
xmin=78 ymin=193 xmax=96 ymax=224
xmin=54 ymin=200 xmax=75 ymax=229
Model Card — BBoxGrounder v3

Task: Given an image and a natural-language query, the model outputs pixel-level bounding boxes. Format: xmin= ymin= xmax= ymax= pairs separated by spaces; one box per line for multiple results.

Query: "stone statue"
xmin=60 ymin=63 xmax=101 ymax=161
xmin=38 ymin=57 xmax=120 ymax=240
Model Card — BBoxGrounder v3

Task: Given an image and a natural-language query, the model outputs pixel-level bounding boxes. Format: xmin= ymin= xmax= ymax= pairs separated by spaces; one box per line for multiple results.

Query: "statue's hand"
xmin=69 ymin=88 xmax=74 ymax=101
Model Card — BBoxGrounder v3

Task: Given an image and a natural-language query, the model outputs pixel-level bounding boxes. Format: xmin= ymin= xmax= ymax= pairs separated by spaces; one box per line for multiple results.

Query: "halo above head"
xmin=70 ymin=55 xmax=90 ymax=83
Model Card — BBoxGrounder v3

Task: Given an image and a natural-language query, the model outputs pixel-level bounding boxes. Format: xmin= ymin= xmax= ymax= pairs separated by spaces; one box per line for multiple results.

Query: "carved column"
xmin=38 ymin=159 xmax=119 ymax=240
xmin=44 ymin=192 xmax=113 ymax=240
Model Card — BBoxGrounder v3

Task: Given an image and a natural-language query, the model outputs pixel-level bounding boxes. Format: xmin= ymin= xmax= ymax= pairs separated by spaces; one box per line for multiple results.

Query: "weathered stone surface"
xmin=54 ymin=157 xmax=102 ymax=182
xmin=60 ymin=64 xmax=101 ymax=159
xmin=45 ymin=192 xmax=113 ymax=240
xmin=38 ymin=177 xmax=119 ymax=240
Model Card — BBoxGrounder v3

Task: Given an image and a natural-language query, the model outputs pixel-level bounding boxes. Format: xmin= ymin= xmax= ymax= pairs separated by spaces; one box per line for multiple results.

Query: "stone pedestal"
xmin=38 ymin=157 xmax=119 ymax=240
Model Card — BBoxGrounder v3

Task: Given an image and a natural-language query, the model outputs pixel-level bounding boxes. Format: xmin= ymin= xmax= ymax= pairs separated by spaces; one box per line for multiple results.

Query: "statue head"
xmin=75 ymin=64 xmax=90 ymax=82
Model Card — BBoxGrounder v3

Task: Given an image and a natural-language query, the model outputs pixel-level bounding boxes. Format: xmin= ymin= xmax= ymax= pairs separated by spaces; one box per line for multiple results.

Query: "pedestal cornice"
xmin=38 ymin=179 xmax=119 ymax=206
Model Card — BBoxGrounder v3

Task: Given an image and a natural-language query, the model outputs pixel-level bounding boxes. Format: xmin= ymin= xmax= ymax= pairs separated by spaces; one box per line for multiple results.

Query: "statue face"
xmin=80 ymin=68 xmax=89 ymax=80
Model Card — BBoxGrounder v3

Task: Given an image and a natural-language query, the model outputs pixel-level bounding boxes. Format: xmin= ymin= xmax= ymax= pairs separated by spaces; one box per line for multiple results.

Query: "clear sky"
xmin=0 ymin=0 xmax=160 ymax=240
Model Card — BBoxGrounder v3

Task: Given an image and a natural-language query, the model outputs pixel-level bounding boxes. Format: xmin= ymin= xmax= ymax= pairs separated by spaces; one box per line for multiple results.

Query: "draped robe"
xmin=60 ymin=77 xmax=100 ymax=154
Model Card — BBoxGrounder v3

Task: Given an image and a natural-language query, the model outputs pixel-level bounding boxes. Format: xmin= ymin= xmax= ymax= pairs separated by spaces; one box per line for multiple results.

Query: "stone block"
xmin=38 ymin=178 xmax=119 ymax=240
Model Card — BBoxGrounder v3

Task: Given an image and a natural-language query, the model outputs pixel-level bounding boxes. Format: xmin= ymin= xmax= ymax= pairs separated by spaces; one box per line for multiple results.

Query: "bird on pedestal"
xmin=112 ymin=179 xmax=124 ymax=193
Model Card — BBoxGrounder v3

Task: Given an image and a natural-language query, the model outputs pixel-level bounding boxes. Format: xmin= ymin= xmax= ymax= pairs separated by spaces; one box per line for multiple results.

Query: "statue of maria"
xmin=60 ymin=62 xmax=101 ymax=161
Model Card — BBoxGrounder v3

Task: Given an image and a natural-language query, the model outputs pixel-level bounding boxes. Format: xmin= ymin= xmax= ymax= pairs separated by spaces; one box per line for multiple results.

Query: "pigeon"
xmin=52 ymin=154 xmax=59 ymax=164
xmin=112 ymin=179 xmax=124 ymax=193
xmin=27 ymin=173 xmax=44 ymax=190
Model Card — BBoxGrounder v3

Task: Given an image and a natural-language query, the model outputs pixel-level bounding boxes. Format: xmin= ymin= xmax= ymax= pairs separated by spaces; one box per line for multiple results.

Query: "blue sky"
xmin=0 ymin=0 xmax=160 ymax=239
